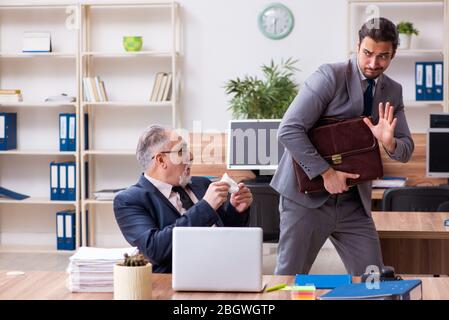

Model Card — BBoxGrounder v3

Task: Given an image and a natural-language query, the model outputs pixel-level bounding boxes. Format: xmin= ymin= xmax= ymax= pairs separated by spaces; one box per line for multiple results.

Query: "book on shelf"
xmin=162 ymin=73 xmax=173 ymax=102
xmin=93 ymin=188 xmax=126 ymax=200
xmin=82 ymin=76 xmax=108 ymax=102
xmin=150 ymin=72 xmax=172 ymax=102
xmin=0 ymin=89 xmax=23 ymax=103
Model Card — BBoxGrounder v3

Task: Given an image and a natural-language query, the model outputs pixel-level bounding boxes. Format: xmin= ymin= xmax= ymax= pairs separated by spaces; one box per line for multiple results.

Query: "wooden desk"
xmin=372 ymin=211 xmax=449 ymax=275
xmin=0 ymin=271 xmax=448 ymax=300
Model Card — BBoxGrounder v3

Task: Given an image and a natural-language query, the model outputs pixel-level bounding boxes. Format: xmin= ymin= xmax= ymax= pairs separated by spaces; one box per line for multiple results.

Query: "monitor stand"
xmin=243 ymin=170 xmax=274 ymax=184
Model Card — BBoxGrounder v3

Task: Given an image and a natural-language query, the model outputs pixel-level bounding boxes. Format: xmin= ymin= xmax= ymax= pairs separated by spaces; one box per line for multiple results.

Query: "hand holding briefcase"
xmin=293 ymin=117 xmax=383 ymax=193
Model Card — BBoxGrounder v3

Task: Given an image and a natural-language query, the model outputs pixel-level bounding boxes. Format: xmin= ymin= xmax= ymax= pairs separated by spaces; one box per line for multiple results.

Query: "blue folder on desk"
xmin=295 ymin=274 xmax=352 ymax=289
xmin=318 ymin=280 xmax=422 ymax=300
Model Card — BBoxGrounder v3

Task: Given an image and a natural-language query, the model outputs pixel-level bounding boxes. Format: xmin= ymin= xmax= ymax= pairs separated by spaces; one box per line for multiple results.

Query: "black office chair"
xmin=437 ymin=200 xmax=449 ymax=212
xmin=381 ymin=186 xmax=449 ymax=211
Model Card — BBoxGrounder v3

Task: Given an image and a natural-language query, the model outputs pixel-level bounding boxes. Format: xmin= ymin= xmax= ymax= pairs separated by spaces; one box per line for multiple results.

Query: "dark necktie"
xmin=363 ymin=78 xmax=375 ymax=116
xmin=172 ymin=186 xmax=195 ymax=211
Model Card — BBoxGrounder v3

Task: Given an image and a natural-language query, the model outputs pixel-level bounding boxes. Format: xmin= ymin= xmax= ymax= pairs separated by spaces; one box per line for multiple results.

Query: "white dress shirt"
xmin=144 ymin=174 xmax=199 ymax=215
xmin=357 ymin=61 xmax=379 ymax=97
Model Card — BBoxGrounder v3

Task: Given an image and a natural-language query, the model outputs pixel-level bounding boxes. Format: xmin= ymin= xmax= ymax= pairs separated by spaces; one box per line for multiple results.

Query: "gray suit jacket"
xmin=270 ymin=57 xmax=414 ymax=215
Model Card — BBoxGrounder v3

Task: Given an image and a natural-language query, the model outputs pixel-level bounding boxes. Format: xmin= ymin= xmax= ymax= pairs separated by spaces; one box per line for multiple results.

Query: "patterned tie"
xmin=363 ymin=78 xmax=375 ymax=116
xmin=172 ymin=186 xmax=195 ymax=211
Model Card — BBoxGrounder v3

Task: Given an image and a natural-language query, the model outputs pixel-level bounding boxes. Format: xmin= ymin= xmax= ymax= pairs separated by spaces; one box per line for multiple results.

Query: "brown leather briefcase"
xmin=293 ymin=117 xmax=383 ymax=193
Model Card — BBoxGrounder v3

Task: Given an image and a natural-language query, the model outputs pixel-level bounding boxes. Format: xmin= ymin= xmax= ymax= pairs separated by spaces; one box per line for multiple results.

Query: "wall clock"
xmin=258 ymin=3 xmax=294 ymax=40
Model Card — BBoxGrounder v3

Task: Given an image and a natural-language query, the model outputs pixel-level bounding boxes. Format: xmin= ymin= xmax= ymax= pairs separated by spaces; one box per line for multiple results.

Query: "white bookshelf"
xmin=79 ymin=0 xmax=181 ymax=247
xmin=347 ymin=0 xmax=449 ymax=127
xmin=0 ymin=3 xmax=81 ymax=252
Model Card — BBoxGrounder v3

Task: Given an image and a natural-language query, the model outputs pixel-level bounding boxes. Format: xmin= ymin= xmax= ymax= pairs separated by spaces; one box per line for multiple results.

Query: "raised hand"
xmin=363 ymin=102 xmax=397 ymax=153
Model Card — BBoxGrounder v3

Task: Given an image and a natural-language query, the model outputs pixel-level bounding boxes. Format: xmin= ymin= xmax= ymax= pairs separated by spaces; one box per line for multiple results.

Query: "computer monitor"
xmin=227 ymin=119 xmax=284 ymax=171
xmin=426 ymin=128 xmax=449 ymax=178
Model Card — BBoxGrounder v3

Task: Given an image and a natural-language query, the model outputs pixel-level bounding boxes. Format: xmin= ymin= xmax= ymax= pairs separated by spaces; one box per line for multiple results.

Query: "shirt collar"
xmin=357 ymin=59 xmax=379 ymax=85
xmin=144 ymin=174 xmax=173 ymax=199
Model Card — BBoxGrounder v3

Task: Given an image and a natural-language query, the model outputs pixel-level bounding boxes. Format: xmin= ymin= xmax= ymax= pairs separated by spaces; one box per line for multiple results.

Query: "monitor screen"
xmin=427 ymin=130 xmax=449 ymax=177
xmin=227 ymin=120 xmax=285 ymax=170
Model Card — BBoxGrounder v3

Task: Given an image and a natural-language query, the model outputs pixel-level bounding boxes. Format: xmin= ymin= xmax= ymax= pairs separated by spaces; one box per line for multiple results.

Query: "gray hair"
xmin=136 ymin=125 xmax=170 ymax=171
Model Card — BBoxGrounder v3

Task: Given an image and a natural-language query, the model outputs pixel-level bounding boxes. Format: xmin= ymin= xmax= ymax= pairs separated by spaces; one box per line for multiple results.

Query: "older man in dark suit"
xmin=114 ymin=125 xmax=253 ymax=273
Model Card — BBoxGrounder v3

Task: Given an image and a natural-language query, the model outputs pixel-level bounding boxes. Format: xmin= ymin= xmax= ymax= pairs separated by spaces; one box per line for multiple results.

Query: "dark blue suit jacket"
xmin=113 ymin=175 xmax=250 ymax=273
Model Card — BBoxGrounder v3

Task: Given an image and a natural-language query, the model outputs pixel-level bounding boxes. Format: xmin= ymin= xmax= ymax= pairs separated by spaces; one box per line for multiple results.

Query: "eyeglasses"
xmin=151 ymin=147 xmax=190 ymax=160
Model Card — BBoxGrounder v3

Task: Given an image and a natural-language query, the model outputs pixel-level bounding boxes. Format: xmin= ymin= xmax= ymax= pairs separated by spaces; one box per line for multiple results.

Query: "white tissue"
xmin=220 ymin=173 xmax=240 ymax=194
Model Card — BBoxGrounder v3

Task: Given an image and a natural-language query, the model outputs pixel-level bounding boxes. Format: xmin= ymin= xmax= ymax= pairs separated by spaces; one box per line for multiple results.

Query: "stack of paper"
xmin=66 ymin=246 xmax=138 ymax=292
xmin=93 ymin=188 xmax=126 ymax=201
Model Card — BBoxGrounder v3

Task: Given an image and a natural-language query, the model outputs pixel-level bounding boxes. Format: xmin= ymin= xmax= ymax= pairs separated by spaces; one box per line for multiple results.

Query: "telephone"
xmin=361 ymin=265 xmax=402 ymax=283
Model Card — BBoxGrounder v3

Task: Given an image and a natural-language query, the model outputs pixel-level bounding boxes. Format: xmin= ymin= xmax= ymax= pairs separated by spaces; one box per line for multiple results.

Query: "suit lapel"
xmin=346 ymin=57 xmax=365 ymax=117
xmin=187 ymin=182 xmax=206 ymax=201
xmin=138 ymin=175 xmax=180 ymax=216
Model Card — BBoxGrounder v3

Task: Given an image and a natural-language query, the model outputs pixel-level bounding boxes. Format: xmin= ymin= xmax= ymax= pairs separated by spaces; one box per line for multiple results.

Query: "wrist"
xmin=321 ymin=167 xmax=334 ymax=179
xmin=384 ymin=138 xmax=396 ymax=154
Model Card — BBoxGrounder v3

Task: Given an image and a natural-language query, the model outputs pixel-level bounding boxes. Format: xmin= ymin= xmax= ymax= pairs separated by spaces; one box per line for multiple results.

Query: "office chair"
xmin=437 ymin=200 xmax=449 ymax=212
xmin=381 ymin=186 xmax=449 ymax=212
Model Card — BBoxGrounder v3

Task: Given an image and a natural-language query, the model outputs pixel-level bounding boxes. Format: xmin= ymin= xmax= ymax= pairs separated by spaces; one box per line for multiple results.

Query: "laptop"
xmin=172 ymin=227 xmax=264 ymax=292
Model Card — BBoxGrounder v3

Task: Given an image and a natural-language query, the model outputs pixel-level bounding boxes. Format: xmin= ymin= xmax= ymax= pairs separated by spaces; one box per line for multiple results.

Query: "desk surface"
xmin=0 ymin=271 xmax=448 ymax=300
xmin=372 ymin=211 xmax=449 ymax=239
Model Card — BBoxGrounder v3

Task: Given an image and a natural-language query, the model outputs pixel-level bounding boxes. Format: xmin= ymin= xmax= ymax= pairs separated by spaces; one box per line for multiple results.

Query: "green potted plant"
xmin=397 ymin=21 xmax=419 ymax=50
xmin=225 ymin=58 xmax=299 ymax=119
xmin=113 ymin=252 xmax=152 ymax=300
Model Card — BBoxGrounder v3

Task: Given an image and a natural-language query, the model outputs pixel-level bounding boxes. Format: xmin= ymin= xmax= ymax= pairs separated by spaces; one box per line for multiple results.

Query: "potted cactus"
xmin=113 ymin=252 xmax=152 ymax=300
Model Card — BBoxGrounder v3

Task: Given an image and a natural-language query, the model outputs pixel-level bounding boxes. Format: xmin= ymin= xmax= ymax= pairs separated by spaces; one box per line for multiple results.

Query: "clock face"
xmin=258 ymin=3 xmax=294 ymax=40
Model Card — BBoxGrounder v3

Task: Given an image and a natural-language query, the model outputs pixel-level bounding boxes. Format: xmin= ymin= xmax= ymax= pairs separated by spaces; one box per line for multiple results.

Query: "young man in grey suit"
xmin=270 ymin=17 xmax=414 ymax=276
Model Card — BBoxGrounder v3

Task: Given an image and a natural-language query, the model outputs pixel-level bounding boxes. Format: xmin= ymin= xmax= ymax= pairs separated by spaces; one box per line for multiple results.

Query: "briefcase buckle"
xmin=332 ymin=154 xmax=342 ymax=165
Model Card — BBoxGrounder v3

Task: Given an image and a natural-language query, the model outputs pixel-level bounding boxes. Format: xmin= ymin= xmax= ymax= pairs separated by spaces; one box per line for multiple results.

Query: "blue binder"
xmin=59 ymin=162 xmax=68 ymax=201
xmin=84 ymin=113 xmax=89 ymax=150
xmin=0 ymin=113 xmax=17 ymax=150
xmin=68 ymin=113 xmax=76 ymax=151
xmin=424 ymin=62 xmax=434 ymax=100
xmin=50 ymin=162 xmax=60 ymax=200
xmin=56 ymin=211 xmax=65 ymax=250
xmin=64 ymin=210 xmax=76 ymax=250
xmin=67 ymin=162 xmax=76 ymax=201
xmin=318 ymin=280 xmax=422 ymax=300
xmin=415 ymin=62 xmax=425 ymax=101
xmin=59 ymin=113 xmax=68 ymax=151
xmin=295 ymin=274 xmax=352 ymax=289
xmin=0 ymin=187 xmax=29 ymax=200
xmin=434 ymin=61 xmax=444 ymax=101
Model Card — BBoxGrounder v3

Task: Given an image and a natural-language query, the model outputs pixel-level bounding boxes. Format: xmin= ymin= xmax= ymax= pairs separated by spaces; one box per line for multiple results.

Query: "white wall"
xmin=179 ymin=0 xmax=348 ymax=131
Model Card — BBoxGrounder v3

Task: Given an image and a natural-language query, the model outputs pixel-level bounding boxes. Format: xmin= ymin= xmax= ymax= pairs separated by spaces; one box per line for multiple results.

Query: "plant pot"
xmin=398 ymin=33 xmax=411 ymax=50
xmin=113 ymin=263 xmax=152 ymax=300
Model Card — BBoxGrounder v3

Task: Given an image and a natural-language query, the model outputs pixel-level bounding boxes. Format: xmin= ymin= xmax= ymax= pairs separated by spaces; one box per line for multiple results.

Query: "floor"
xmin=0 ymin=241 xmax=347 ymax=274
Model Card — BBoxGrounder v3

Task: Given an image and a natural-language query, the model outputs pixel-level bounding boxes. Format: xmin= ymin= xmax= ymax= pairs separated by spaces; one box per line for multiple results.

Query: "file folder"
xmin=295 ymin=274 xmax=352 ymax=289
xmin=318 ymin=280 xmax=422 ymax=300
xmin=67 ymin=162 xmax=76 ymax=201
xmin=424 ymin=62 xmax=434 ymax=100
xmin=64 ymin=210 xmax=76 ymax=250
xmin=434 ymin=62 xmax=443 ymax=101
xmin=0 ymin=186 xmax=29 ymax=200
xmin=68 ymin=113 xmax=76 ymax=151
xmin=415 ymin=62 xmax=425 ymax=101
xmin=59 ymin=113 xmax=68 ymax=151
xmin=56 ymin=211 xmax=65 ymax=250
xmin=50 ymin=162 xmax=60 ymax=200
xmin=59 ymin=162 xmax=68 ymax=201
xmin=0 ymin=113 xmax=17 ymax=150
